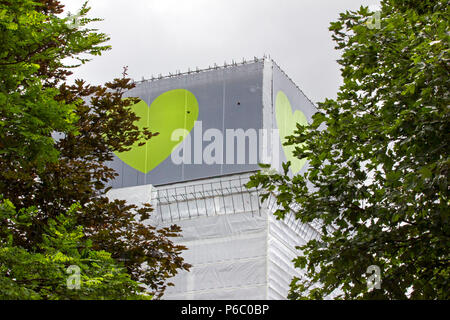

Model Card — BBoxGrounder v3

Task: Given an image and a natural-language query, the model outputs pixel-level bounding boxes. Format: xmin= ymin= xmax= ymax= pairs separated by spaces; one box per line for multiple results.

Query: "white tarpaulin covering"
xmin=162 ymin=212 xmax=267 ymax=299
xmin=107 ymin=172 xmax=320 ymax=300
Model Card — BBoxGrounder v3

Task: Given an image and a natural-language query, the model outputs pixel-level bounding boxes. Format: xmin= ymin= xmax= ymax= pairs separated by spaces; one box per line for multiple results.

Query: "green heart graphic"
xmin=114 ymin=89 xmax=199 ymax=173
xmin=275 ymin=91 xmax=308 ymax=174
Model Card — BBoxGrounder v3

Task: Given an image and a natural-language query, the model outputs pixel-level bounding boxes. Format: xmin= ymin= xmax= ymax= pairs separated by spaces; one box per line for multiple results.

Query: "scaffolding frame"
xmin=150 ymin=172 xmax=328 ymax=243
xmin=151 ymin=175 xmax=262 ymax=223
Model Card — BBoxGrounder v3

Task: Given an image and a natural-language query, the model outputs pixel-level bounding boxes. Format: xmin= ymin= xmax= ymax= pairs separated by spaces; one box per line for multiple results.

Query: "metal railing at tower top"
xmin=151 ymin=173 xmax=262 ymax=223
xmin=149 ymin=171 xmax=323 ymax=243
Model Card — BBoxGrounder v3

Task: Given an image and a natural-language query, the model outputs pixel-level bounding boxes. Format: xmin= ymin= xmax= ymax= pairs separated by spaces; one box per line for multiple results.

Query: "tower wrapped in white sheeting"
xmin=106 ymin=58 xmax=320 ymax=299
xmin=107 ymin=172 xmax=321 ymax=299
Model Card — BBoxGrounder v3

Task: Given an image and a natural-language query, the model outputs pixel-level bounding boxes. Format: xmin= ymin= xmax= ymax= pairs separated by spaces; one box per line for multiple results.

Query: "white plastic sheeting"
xmin=162 ymin=212 xmax=268 ymax=299
xmin=107 ymin=172 xmax=320 ymax=300
xmin=267 ymin=211 xmax=317 ymax=299
xmin=106 ymin=183 xmax=154 ymax=207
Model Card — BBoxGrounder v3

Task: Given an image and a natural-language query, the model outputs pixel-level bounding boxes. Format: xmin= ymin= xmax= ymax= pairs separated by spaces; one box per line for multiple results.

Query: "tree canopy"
xmin=247 ymin=0 xmax=449 ymax=299
xmin=0 ymin=0 xmax=190 ymax=299
xmin=0 ymin=199 xmax=149 ymax=299
xmin=0 ymin=0 xmax=109 ymax=167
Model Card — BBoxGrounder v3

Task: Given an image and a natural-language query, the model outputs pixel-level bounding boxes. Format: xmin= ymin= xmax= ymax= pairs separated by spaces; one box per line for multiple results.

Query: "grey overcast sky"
xmin=61 ymin=0 xmax=380 ymax=104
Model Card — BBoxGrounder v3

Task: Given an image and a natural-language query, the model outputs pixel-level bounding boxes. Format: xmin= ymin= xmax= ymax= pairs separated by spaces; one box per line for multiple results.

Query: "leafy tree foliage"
xmin=0 ymin=200 xmax=150 ymax=299
xmin=0 ymin=0 xmax=190 ymax=298
xmin=0 ymin=0 xmax=109 ymax=167
xmin=247 ymin=0 xmax=449 ymax=299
